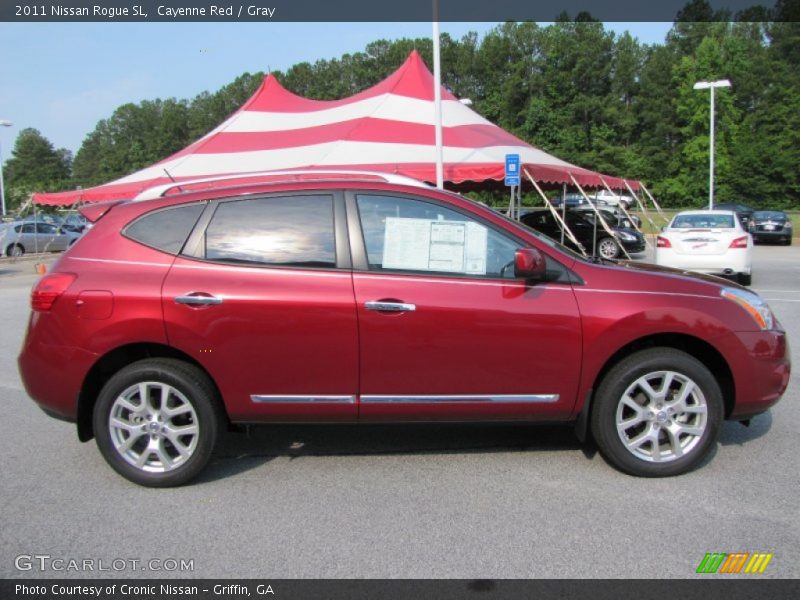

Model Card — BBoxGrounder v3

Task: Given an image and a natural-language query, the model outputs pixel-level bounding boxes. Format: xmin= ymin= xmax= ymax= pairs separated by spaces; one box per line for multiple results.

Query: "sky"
xmin=0 ymin=22 xmax=672 ymax=158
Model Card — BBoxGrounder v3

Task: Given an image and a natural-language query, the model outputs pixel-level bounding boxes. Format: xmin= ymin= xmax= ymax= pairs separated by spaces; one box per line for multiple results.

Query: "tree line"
xmin=3 ymin=0 xmax=799 ymax=212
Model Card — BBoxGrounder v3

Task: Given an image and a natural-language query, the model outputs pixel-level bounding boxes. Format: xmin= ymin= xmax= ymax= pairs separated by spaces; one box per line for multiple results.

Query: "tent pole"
xmin=599 ymin=177 xmax=651 ymax=250
xmin=623 ymin=179 xmax=660 ymax=246
xmin=639 ymin=182 xmax=668 ymax=221
xmin=569 ymin=174 xmax=631 ymax=260
xmin=432 ymin=4 xmax=444 ymax=189
xmin=524 ymin=168 xmax=587 ymax=257
xmin=561 ymin=183 xmax=566 ymax=244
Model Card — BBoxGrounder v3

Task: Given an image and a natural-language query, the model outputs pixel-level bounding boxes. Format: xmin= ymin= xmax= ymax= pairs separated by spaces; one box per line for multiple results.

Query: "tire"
xmin=590 ymin=348 xmax=723 ymax=477
xmin=93 ymin=358 xmax=221 ymax=487
xmin=597 ymin=237 xmax=621 ymax=259
xmin=7 ymin=244 xmax=24 ymax=257
xmin=738 ymin=272 xmax=752 ymax=286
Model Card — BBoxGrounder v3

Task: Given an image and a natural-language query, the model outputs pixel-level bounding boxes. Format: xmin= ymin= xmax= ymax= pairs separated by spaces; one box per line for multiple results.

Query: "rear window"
xmin=125 ymin=204 xmax=205 ymax=254
xmin=672 ymin=214 xmax=734 ymax=229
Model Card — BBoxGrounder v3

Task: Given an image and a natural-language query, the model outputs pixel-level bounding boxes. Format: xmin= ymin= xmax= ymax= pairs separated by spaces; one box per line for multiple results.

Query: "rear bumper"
xmin=751 ymin=231 xmax=791 ymax=243
xmin=655 ymin=250 xmax=751 ymax=275
xmin=18 ymin=318 xmax=97 ymax=422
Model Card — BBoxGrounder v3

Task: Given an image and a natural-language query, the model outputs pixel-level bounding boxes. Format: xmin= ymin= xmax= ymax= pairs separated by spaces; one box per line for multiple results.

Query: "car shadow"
xmin=717 ymin=411 xmax=773 ymax=446
xmin=197 ymin=422 xmax=583 ymax=482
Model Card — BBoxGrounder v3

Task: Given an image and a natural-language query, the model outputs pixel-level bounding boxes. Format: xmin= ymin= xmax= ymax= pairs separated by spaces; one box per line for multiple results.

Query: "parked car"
xmin=749 ymin=210 xmax=792 ymax=245
xmin=550 ymin=194 xmax=613 ymax=209
xmin=590 ymin=189 xmax=635 ymax=210
xmin=0 ymin=220 xmax=81 ymax=257
xmin=551 ymin=191 xmax=634 ymax=210
xmin=656 ymin=210 xmax=753 ymax=285
xmin=18 ymin=171 xmax=790 ymax=486
xmin=713 ymin=202 xmax=755 ymax=229
xmin=521 ymin=209 xmax=645 ymax=259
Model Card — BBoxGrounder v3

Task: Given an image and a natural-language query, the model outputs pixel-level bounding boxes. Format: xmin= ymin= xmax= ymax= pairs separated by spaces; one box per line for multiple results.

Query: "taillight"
xmin=729 ymin=236 xmax=749 ymax=249
xmin=31 ymin=273 xmax=76 ymax=311
xmin=656 ymin=236 xmax=672 ymax=248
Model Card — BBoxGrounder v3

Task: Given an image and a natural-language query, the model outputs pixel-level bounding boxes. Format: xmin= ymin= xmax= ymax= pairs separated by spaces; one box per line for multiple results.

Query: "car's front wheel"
xmin=93 ymin=358 xmax=221 ymax=487
xmin=596 ymin=237 xmax=621 ymax=259
xmin=590 ymin=348 xmax=723 ymax=477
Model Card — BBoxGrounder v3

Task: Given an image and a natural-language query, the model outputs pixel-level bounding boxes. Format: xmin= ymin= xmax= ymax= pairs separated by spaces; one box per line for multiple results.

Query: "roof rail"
xmin=132 ymin=169 xmax=431 ymax=201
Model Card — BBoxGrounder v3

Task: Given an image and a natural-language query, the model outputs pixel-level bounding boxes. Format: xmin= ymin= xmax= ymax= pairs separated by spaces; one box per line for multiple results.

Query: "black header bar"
xmin=1 ymin=0 xmax=793 ymax=23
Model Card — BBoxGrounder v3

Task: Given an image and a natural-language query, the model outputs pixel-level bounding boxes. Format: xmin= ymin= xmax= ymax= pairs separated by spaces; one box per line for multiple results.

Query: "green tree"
xmin=3 ymin=128 xmax=72 ymax=211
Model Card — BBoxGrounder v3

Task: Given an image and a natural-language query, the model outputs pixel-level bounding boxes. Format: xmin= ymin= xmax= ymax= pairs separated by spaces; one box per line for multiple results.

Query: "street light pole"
xmin=432 ymin=0 xmax=444 ymax=189
xmin=693 ymin=80 xmax=731 ymax=210
xmin=0 ymin=120 xmax=13 ymax=218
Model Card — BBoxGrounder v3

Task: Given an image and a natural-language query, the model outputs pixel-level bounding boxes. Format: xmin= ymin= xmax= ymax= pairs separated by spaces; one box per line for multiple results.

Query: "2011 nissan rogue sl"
xmin=18 ymin=172 xmax=791 ymax=486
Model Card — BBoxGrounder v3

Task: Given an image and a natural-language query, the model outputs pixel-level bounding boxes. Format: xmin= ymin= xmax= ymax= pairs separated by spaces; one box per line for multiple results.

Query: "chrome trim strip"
xmin=250 ymin=395 xmax=356 ymax=404
xmin=361 ymin=394 xmax=559 ymax=404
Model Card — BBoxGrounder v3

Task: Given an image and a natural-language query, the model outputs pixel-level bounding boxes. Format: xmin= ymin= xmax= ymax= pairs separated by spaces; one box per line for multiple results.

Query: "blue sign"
xmin=505 ymin=154 xmax=520 ymax=186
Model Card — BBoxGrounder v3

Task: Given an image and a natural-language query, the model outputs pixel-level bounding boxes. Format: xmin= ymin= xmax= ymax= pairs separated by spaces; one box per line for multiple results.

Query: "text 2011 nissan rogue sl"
xmin=18 ymin=173 xmax=790 ymax=486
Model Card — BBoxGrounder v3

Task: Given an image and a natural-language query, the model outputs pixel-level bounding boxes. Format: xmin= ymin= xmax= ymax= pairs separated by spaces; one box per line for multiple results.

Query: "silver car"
xmin=0 ymin=221 xmax=81 ymax=257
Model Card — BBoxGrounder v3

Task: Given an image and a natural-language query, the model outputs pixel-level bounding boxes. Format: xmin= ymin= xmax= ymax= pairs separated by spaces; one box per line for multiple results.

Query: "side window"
xmin=356 ymin=194 xmax=519 ymax=278
xmin=204 ymin=195 xmax=336 ymax=268
xmin=36 ymin=223 xmax=57 ymax=234
xmin=125 ymin=203 xmax=205 ymax=255
xmin=20 ymin=224 xmax=35 ymax=234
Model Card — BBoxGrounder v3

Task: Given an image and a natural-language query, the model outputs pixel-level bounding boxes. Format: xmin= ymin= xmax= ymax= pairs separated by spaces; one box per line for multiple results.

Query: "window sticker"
xmin=382 ymin=217 xmax=488 ymax=274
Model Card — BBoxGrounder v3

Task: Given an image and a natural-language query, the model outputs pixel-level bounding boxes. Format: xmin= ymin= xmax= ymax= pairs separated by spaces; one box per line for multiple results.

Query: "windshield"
xmin=671 ymin=214 xmax=735 ymax=229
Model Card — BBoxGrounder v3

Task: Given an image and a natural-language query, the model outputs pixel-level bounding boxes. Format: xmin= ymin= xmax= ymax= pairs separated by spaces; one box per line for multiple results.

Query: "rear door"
xmin=349 ymin=192 xmax=582 ymax=422
xmin=161 ymin=192 xmax=359 ymax=423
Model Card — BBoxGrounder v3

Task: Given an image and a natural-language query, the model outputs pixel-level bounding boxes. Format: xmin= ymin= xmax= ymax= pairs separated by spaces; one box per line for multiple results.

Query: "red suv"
xmin=18 ymin=172 xmax=791 ymax=486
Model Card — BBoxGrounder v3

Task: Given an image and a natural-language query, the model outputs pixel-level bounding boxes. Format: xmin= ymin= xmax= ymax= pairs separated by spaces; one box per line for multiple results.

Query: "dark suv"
xmin=18 ymin=171 xmax=790 ymax=486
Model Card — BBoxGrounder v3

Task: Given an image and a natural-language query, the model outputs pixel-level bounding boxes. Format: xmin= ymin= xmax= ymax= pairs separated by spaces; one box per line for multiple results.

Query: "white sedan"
xmin=656 ymin=210 xmax=753 ymax=285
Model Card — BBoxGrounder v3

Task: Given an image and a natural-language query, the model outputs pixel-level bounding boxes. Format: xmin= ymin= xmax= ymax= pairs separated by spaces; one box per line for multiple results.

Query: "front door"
xmin=350 ymin=193 xmax=582 ymax=422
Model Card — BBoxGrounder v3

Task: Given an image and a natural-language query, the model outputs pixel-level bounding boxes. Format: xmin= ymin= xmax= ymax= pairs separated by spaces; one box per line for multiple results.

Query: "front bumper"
xmin=723 ymin=329 xmax=791 ymax=419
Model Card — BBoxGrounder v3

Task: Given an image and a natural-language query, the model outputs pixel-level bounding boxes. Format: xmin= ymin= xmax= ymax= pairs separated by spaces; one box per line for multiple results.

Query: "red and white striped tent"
xmin=34 ymin=50 xmax=637 ymax=206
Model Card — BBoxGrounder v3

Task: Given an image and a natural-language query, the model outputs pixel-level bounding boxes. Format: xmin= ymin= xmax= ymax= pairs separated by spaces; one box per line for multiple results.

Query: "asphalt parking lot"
xmin=0 ymin=245 xmax=798 ymax=579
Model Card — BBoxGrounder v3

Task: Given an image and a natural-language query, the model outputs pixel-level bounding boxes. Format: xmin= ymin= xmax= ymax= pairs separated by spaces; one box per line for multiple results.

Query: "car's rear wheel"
xmin=597 ymin=237 xmax=621 ymax=259
xmin=93 ymin=358 xmax=221 ymax=487
xmin=7 ymin=244 xmax=24 ymax=257
xmin=590 ymin=348 xmax=723 ymax=477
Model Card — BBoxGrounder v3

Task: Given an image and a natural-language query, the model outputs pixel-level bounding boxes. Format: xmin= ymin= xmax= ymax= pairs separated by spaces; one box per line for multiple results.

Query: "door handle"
xmin=175 ymin=293 xmax=223 ymax=306
xmin=364 ymin=301 xmax=416 ymax=313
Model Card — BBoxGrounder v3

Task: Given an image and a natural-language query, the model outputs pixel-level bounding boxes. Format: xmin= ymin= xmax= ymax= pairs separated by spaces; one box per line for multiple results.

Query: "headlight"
xmin=616 ymin=231 xmax=637 ymax=242
xmin=720 ymin=287 xmax=774 ymax=330
xmin=785 ymin=221 xmax=792 ymax=229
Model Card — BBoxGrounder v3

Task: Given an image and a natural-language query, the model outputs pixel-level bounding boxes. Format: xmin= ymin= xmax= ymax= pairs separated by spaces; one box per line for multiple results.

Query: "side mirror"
xmin=514 ymin=247 xmax=546 ymax=281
